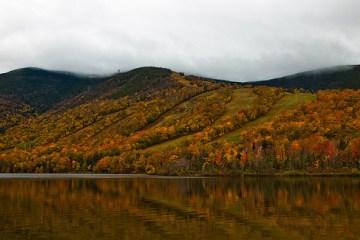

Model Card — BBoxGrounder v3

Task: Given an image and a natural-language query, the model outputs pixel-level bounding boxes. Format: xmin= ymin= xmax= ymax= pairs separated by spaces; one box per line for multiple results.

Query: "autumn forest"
xmin=0 ymin=66 xmax=359 ymax=175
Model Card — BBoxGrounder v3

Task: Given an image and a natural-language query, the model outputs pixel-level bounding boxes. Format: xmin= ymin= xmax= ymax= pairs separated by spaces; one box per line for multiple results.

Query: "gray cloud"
xmin=0 ymin=0 xmax=360 ymax=81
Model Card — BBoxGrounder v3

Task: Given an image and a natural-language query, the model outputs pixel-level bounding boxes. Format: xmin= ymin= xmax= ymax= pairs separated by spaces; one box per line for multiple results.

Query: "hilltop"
xmin=0 ymin=67 xmax=105 ymax=112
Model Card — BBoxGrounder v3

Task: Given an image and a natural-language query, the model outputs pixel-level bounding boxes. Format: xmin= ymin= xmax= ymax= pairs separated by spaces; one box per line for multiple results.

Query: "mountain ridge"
xmin=248 ymin=64 xmax=360 ymax=91
xmin=0 ymin=67 xmax=105 ymax=112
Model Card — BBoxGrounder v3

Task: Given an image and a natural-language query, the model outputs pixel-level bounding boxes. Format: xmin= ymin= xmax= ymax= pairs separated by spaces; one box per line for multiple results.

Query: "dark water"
xmin=0 ymin=175 xmax=359 ymax=240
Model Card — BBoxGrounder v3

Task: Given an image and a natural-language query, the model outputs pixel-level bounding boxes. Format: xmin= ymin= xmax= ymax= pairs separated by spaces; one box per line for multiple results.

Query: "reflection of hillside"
xmin=0 ymin=178 xmax=359 ymax=240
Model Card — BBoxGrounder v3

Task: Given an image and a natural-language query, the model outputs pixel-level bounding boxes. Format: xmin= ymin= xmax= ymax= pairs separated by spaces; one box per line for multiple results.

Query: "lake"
xmin=0 ymin=175 xmax=359 ymax=240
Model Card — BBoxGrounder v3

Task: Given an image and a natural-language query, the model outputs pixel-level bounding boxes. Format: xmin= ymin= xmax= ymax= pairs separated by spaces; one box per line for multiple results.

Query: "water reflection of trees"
xmin=0 ymin=177 xmax=359 ymax=240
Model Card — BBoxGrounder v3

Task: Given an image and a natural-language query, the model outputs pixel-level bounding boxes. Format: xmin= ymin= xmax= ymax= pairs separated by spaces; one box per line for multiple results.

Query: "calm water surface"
xmin=0 ymin=175 xmax=359 ymax=240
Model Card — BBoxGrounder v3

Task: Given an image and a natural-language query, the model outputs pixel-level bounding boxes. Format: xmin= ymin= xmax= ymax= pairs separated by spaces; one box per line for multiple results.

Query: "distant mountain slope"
xmin=0 ymin=67 xmax=104 ymax=112
xmin=249 ymin=65 xmax=360 ymax=90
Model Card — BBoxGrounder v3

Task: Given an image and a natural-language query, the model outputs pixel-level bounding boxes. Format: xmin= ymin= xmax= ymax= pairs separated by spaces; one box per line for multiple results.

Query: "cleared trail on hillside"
xmin=144 ymin=92 xmax=315 ymax=151
xmin=143 ymin=88 xmax=259 ymax=151
xmin=214 ymin=93 xmax=316 ymax=143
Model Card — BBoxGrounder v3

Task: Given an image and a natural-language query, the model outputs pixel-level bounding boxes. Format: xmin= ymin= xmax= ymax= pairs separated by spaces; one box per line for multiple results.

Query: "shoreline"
xmin=0 ymin=171 xmax=359 ymax=179
xmin=0 ymin=173 xmax=208 ymax=179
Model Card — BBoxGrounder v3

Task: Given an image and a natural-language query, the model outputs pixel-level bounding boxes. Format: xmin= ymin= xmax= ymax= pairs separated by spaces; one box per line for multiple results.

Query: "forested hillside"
xmin=0 ymin=67 xmax=104 ymax=130
xmin=0 ymin=67 xmax=359 ymax=175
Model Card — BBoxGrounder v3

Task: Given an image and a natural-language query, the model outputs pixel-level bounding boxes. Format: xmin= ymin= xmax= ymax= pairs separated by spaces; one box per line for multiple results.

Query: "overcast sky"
xmin=1 ymin=0 xmax=360 ymax=81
